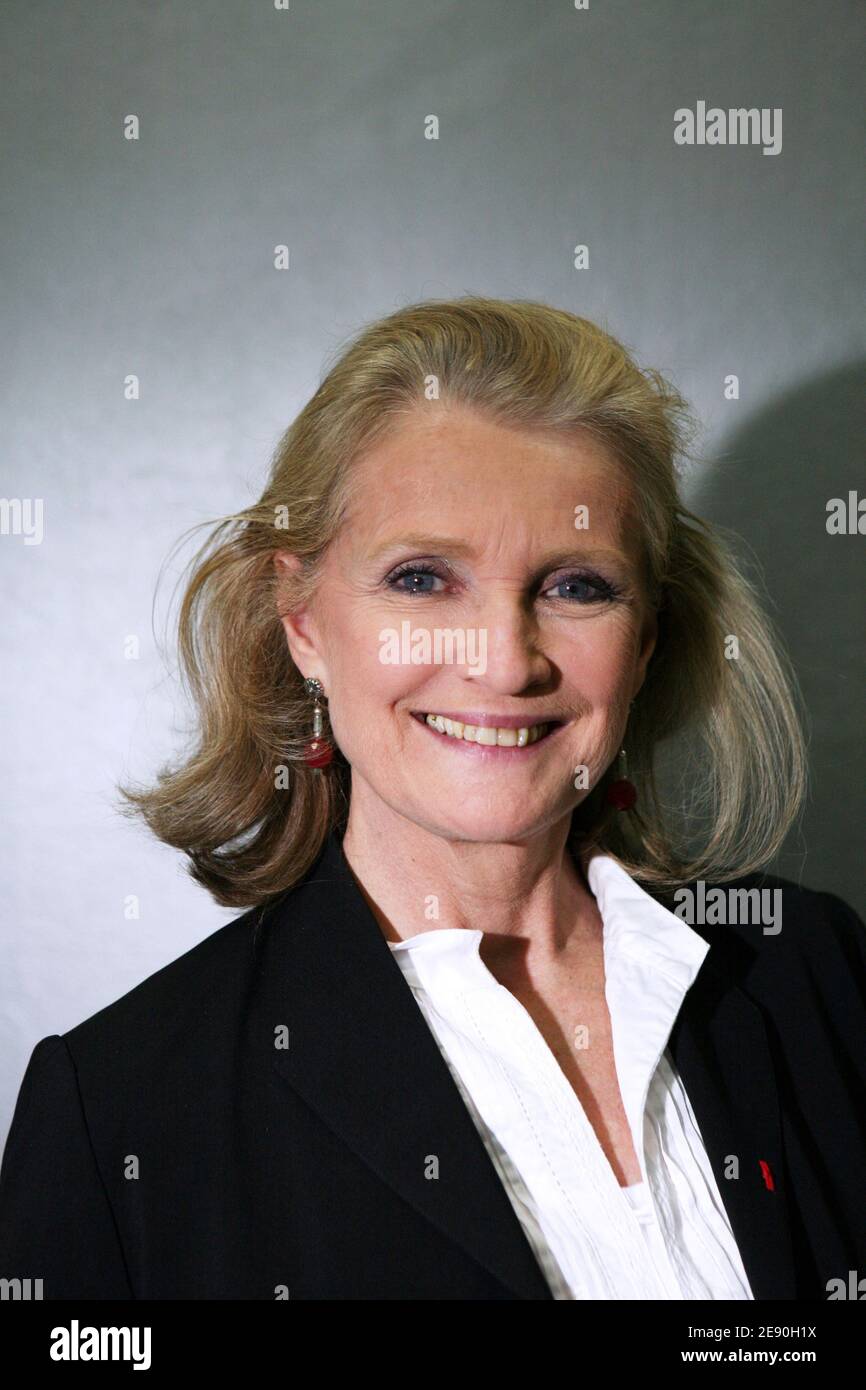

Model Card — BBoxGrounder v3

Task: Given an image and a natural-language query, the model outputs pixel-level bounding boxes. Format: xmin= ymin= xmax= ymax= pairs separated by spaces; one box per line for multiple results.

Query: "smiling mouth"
xmin=410 ymin=711 xmax=563 ymax=748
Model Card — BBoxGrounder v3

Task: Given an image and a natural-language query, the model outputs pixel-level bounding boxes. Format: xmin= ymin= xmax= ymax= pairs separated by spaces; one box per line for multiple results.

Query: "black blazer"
xmin=1 ymin=829 xmax=865 ymax=1300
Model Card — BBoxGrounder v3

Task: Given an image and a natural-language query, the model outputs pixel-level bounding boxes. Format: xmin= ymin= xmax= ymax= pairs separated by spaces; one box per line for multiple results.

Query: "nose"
xmin=464 ymin=592 xmax=551 ymax=693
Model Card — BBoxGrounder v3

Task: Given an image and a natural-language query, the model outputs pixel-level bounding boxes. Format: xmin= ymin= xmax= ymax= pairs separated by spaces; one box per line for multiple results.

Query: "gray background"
xmin=1 ymin=0 xmax=863 ymax=1145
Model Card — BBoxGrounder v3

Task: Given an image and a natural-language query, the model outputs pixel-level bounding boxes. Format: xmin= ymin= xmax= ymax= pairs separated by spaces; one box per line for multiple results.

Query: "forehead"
xmin=342 ymin=406 xmax=638 ymax=554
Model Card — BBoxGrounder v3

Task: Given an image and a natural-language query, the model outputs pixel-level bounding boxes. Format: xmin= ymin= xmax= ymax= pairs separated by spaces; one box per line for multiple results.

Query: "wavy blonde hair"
xmin=119 ymin=296 xmax=806 ymax=906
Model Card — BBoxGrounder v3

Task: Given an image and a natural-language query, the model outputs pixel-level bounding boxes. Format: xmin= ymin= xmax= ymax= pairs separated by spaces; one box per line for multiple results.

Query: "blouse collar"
xmin=386 ymin=849 xmax=708 ymax=991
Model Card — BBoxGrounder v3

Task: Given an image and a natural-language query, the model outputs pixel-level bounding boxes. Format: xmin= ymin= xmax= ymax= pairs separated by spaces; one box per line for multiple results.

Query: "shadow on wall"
xmin=690 ymin=360 xmax=865 ymax=918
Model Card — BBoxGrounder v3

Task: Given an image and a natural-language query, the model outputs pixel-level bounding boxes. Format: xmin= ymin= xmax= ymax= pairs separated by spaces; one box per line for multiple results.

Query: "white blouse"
xmin=386 ymin=850 xmax=755 ymax=1300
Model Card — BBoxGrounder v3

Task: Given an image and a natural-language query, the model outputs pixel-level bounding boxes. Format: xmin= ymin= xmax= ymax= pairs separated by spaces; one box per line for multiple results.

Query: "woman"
xmin=1 ymin=297 xmax=864 ymax=1301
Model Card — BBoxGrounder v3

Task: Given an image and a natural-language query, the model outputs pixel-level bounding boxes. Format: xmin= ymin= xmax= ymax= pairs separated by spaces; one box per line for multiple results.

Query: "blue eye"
xmin=385 ymin=564 xmax=445 ymax=595
xmin=545 ymin=573 xmax=618 ymax=603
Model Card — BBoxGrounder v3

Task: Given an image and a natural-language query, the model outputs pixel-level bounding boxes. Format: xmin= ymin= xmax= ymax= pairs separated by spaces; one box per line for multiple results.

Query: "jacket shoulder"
xmin=675 ymin=870 xmax=866 ymax=1000
xmin=61 ymin=895 xmax=294 ymax=1072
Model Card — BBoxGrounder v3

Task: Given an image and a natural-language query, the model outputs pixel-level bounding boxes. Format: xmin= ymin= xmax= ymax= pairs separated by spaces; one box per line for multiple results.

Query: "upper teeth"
xmin=423 ymin=714 xmax=550 ymax=747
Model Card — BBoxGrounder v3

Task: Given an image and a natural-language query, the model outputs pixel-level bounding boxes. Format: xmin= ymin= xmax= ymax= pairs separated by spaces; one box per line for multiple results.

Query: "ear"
xmin=273 ymin=551 xmax=326 ymax=682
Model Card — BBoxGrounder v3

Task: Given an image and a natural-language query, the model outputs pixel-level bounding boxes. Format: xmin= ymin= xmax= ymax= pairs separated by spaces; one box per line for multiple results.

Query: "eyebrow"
xmin=368 ymin=534 xmax=633 ymax=569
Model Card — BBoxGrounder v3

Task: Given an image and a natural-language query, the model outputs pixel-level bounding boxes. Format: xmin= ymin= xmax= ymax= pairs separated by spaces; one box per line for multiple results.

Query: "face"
xmin=276 ymin=404 xmax=657 ymax=846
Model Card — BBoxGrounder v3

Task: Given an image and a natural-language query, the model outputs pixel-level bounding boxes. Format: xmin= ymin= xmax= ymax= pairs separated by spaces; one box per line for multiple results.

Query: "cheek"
xmin=323 ymin=607 xmax=423 ymax=747
xmin=557 ymin=618 xmax=640 ymax=702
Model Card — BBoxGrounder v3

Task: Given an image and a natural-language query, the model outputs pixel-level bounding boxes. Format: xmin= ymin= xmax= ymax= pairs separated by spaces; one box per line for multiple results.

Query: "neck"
xmin=340 ymin=784 xmax=603 ymax=965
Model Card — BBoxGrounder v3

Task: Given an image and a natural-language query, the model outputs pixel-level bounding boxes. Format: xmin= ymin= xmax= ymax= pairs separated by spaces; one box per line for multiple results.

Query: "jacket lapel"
xmin=263 ymin=829 xmax=553 ymax=1300
xmin=658 ymin=887 xmax=799 ymax=1299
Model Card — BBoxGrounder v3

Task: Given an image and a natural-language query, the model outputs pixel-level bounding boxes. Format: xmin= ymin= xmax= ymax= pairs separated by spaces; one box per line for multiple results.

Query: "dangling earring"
xmin=605 ymin=746 xmax=637 ymax=811
xmin=303 ymin=677 xmax=333 ymax=768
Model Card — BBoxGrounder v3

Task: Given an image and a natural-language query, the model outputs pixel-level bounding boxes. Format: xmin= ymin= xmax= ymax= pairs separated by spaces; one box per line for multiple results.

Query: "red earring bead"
xmin=605 ymin=778 xmax=637 ymax=811
xmin=303 ymin=739 xmax=333 ymax=768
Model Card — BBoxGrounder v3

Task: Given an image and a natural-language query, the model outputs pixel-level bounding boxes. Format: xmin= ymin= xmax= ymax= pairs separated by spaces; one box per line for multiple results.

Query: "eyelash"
xmin=383 ymin=561 xmax=621 ymax=605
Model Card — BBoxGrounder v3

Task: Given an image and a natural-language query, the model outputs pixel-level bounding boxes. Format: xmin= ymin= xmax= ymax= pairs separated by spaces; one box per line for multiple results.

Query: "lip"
xmin=409 ymin=711 xmax=564 ymax=729
xmin=409 ymin=710 xmax=567 ymax=757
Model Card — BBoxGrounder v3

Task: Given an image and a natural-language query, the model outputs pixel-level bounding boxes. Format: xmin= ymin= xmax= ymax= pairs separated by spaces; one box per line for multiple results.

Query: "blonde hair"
xmin=118 ymin=296 xmax=806 ymax=906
